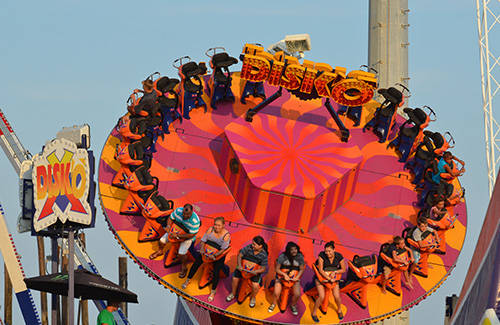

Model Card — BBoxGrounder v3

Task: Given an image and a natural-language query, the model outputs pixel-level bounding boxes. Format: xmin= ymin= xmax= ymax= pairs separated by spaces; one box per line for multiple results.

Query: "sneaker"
xmin=225 ymin=293 xmax=235 ymax=302
xmin=291 ymin=305 xmax=298 ymax=316
xmin=268 ymin=304 xmax=275 ymax=313
xmin=311 ymin=314 xmax=319 ymax=323
xmin=249 ymin=297 xmax=256 ymax=308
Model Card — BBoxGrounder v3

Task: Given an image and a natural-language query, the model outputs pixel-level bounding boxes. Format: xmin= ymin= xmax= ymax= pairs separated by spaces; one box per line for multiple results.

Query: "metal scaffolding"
xmin=477 ymin=0 xmax=500 ymax=196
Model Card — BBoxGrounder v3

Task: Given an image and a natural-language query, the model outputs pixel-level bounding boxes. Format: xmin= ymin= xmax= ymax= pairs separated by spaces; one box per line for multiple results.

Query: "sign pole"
xmin=50 ymin=238 xmax=58 ymax=325
xmin=37 ymin=236 xmax=49 ymax=325
xmin=68 ymin=229 xmax=75 ymax=325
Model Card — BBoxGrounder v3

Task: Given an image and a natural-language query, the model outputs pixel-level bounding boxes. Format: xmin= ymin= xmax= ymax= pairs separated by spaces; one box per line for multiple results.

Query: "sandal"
xmin=148 ymin=250 xmax=162 ymax=260
xmin=225 ymin=293 xmax=235 ymax=302
xmin=268 ymin=304 xmax=275 ymax=313
xmin=179 ymin=268 xmax=188 ymax=279
xmin=291 ymin=305 xmax=298 ymax=316
xmin=181 ymin=280 xmax=190 ymax=290
xmin=249 ymin=297 xmax=256 ymax=308
xmin=208 ymin=290 xmax=216 ymax=302
xmin=311 ymin=315 xmax=319 ymax=323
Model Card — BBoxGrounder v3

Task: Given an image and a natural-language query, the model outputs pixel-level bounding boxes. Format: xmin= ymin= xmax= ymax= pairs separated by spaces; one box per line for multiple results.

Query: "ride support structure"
xmin=0 ymin=108 xmax=129 ymax=325
xmin=0 ymin=204 xmax=40 ymax=324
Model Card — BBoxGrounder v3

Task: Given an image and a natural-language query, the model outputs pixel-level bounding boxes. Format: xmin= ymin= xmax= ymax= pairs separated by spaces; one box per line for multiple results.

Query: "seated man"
xmin=149 ymin=203 xmax=200 ymax=278
xmin=380 ymin=236 xmax=414 ymax=291
xmin=268 ymin=242 xmax=305 ymax=315
xmin=226 ymin=236 xmax=268 ymax=308
xmin=134 ymin=79 xmax=159 ymax=117
xmin=409 ymin=217 xmax=440 ymax=279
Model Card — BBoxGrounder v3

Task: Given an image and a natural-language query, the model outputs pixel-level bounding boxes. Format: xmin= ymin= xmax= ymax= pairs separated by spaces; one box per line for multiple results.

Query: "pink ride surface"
xmin=98 ymin=78 xmax=467 ymax=324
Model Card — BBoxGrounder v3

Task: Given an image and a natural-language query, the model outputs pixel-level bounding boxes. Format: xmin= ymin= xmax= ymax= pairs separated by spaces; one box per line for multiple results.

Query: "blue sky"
xmin=0 ymin=1 xmax=488 ymax=324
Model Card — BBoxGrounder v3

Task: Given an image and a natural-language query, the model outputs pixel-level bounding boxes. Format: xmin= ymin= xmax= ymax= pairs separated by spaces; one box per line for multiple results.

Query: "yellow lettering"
xmin=71 ymin=164 xmax=86 ymax=198
xmin=268 ymin=61 xmax=285 ymax=86
xmin=300 ymin=67 xmax=317 ymax=94
xmin=36 ymin=166 xmax=48 ymax=200
xmin=279 ymin=64 xmax=305 ymax=90
xmin=240 ymin=55 xmax=270 ymax=82
xmin=314 ymin=71 xmax=338 ymax=97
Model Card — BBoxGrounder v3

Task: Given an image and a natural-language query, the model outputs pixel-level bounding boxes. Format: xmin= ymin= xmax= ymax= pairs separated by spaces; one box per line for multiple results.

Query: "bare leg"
xmin=380 ymin=276 xmax=387 ymax=293
xmin=271 ymin=281 xmax=282 ymax=306
xmin=403 ymin=270 xmax=413 ymax=289
xmin=333 ymin=284 xmax=343 ymax=318
xmin=312 ymin=280 xmax=325 ymax=318
xmin=291 ymin=282 xmax=301 ymax=306
xmin=250 ymin=282 xmax=260 ymax=300
xmin=231 ymin=277 xmax=240 ymax=296
xmin=381 ymin=266 xmax=390 ymax=293
xmin=409 ymin=263 xmax=416 ymax=280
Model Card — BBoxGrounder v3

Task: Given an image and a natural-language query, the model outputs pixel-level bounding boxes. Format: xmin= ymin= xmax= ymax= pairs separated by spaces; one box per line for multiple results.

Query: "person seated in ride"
xmin=225 ymin=236 xmax=268 ymax=308
xmin=380 ymin=236 xmax=414 ymax=292
xmin=135 ymin=79 xmax=158 ymax=116
xmin=432 ymin=151 xmax=465 ymax=184
xmin=430 ymin=197 xmax=447 ymax=221
xmin=408 ymin=217 xmax=440 ymax=279
xmin=148 ymin=203 xmax=200 ymax=278
xmin=311 ymin=241 xmax=346 ymax=323
xmin=181 ymin=216 xmax=231 ymax=301
xmin=268 ymin=242 xmax=305 ymax=315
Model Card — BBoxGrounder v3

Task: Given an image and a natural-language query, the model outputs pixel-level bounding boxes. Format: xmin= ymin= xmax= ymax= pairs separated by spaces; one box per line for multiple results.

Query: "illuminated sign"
xmin=32 ymin=139 xmax=92 ymax=232
xmin=239 ymin=44 xmax=377 ymax=106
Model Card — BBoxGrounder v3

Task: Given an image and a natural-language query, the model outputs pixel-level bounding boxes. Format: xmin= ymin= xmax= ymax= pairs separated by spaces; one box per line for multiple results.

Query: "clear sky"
xmin=0 ymin=0 xmax=488 ymax=324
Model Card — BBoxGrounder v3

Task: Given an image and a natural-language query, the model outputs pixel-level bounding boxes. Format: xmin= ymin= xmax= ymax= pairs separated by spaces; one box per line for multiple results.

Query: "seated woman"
xmin=181 ymin=217 xmax=231 ymax=301
xmin=380 ymin=236 xmax=414 ymax=292
xmin=429 ymin=198 xmax=447 ymax=220
xmin=432 ymin=151 xmax=465 ymax=184
xmin=225 ymin=236 xmax=268 ymax=308
xmin=311 ymin=241 xmax=346 ymax=322
xmin=268 ymin=242 xmax=305 ymax=315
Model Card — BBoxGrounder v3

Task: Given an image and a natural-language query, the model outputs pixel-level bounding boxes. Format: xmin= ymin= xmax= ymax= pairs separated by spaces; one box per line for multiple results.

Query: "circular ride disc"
xmin=98 ymin=74 xmax=467 ymax=324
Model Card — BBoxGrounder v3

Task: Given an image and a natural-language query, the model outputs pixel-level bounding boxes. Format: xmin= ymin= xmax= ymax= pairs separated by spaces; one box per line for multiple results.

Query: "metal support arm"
xmin=245 ymin=87 xmax=283 ymax=122
xmin=324 ymin=99 xmax=350 ymax=142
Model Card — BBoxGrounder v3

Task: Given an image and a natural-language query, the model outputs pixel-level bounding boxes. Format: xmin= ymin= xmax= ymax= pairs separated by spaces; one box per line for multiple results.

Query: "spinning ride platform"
xmin=98 ymin=75 xmax=467 ymax=324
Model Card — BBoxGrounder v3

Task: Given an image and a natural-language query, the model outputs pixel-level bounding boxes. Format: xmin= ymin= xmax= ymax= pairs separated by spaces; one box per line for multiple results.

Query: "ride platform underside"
xmin=98 ymin=75 xmax=467 ymax=324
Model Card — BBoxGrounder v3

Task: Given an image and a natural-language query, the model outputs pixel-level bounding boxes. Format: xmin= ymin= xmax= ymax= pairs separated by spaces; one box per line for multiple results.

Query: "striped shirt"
xmin=169 ymin=207 xmax=200 ymax=235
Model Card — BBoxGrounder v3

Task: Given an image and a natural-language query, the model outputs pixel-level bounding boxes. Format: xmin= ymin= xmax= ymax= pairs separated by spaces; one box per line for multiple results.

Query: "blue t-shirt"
xmin=432 ymin=158 xmax=450 ymax=184
xmin=169 ymin=207 xmax=200 ymax=236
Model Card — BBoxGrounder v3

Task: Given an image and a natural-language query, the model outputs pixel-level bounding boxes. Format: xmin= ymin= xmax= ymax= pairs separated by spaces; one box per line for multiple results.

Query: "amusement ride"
xmin=4 ymin=0 xmax=500 ymax=323
xmin=98 ymin=41 xmax=467 ymax=324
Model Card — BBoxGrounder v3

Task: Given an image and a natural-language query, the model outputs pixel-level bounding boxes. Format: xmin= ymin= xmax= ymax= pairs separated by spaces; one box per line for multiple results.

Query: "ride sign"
xmin=239 ymin=43 xmax=377 ymax=106
xmin=32 ymin=138 xmax=93 ymax=232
